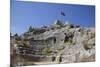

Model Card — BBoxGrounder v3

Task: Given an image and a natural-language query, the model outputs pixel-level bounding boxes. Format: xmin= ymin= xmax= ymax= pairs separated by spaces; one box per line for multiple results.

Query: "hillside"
xmin=10 ymin=20 xmax=95 ymax=66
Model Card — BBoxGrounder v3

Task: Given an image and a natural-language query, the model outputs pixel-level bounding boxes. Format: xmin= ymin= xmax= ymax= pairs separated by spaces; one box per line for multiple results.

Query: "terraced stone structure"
xmin=10 ymin=20 xmax=95 ymax=66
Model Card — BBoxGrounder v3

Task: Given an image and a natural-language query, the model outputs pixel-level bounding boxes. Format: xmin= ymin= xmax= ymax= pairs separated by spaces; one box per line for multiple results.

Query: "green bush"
xmin=22 ymin=40 xmax=29 ymax=48
xmin=57 ymin=47 xmax=64 ymax=51
xmin=15 ymin=37 xmax=21 ymax=41
xmin=43 ymin=48 xmax=52 ymax=55
xmin=64 ymin=39 xmax=76 ymax=45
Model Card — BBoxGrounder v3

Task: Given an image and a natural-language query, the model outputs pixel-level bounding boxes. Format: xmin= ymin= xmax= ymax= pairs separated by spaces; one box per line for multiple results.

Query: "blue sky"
xmin=10 ymin=1 xmax=95 ymax=35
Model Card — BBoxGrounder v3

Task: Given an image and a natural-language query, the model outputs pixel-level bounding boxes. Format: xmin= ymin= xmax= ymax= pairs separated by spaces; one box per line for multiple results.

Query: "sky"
xmin=10 ymin=0 xmax=95 ymax=35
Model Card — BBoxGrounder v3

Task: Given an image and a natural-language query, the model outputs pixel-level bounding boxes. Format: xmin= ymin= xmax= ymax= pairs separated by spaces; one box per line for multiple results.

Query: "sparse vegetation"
xmin=28 ymin=26 xmax=34 ymax=32
xmin=64 ymin=38 xmax=76 ymax=45
xmin=14 ymin=33 xmax=18 ymax=37
xmin=43 ymin=48 xmax=52 ymax=55
xmin=23 ymin=42 xmax=28 ymax=47
xmin=15 ymin=36 xmax=21 ymax=41
xmin=64 ymin=32 xmax=76 ymax=45
xmin=11 ymin=21 xmax=95 ymax=66
xmin=57 ymin=47 xmax=64 ymax=51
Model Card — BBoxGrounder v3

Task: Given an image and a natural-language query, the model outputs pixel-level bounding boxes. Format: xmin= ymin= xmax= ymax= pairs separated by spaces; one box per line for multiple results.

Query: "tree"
xmin=10 ymin=32 xmax=12 ymax=37
xmin=28 ymin=26 xmax=34 ymax=32
xmin=14 ymin=33 xmax=21 ymax=41
xmin=14 ymin=33 xmax=18 ymax=37
xmin=15 ymin=36 xmax=21 ymax=41
xmin=54 ymin=20 xmax=64 ymax=27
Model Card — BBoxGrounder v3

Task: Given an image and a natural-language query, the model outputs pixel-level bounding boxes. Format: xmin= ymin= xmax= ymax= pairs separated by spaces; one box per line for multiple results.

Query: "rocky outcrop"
xmin=11 ymin=20 xmax=95 ymax=66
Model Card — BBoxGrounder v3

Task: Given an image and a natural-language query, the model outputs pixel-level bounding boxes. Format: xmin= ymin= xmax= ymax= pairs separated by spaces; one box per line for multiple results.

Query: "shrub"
xmin=23 ymin=38 xmax=29 ymax=41
xmin=22 ymin=40 xmax=29 ymax=48
xmin=64 ymin=39 xmax=76 ymax=45
xmin=15 ymin=36 xmax=21 ymax=41
xmin=43 ymin=48 xmax=52 ymax=55
xmin=57 ymin=47 xmax=64 ymax=51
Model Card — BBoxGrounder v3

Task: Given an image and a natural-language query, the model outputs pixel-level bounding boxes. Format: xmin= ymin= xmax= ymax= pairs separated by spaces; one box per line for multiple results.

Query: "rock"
xmin=11 ymin=20 xmax=95 ymax=66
